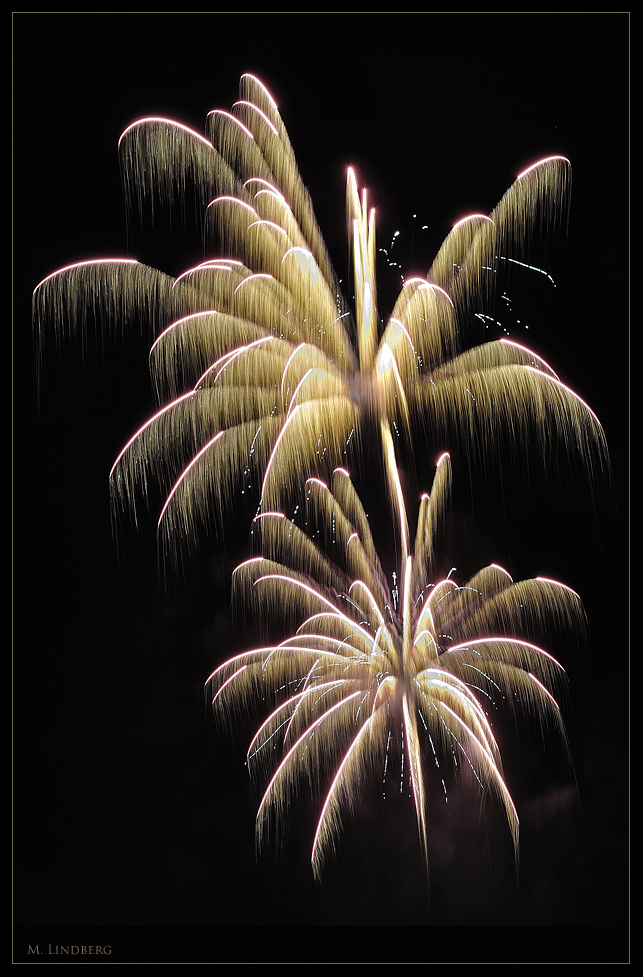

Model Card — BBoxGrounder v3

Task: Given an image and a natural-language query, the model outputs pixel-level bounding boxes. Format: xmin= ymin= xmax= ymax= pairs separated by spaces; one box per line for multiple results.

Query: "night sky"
xmin=13 ymin=12 xmax=629 ymax=964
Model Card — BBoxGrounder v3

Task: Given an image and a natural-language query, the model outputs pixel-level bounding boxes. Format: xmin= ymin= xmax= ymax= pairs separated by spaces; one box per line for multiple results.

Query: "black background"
xmin=13 ymin=12 xmax=629 ymax=964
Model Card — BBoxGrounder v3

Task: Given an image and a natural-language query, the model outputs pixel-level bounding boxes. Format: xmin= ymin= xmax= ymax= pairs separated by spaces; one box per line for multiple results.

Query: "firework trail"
xmin=32 ymin=74 xmax=608 ymax=559
xmin=207 ymin=454 xmax=582 ymax=878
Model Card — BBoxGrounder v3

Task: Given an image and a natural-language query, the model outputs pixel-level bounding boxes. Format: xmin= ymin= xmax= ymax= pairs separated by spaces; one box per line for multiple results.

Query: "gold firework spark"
xmin=208 ymin=454 xmax=581 ymax=878
xmin=32 ymin=74 xmax=608 ymax=557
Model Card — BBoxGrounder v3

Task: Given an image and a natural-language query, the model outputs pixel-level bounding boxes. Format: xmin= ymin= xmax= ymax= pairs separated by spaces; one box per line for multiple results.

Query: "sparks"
xmin=212 ymin=459 xmax=579 ymax=877
xmin=34 ymin=72 xmax=606 ymax=889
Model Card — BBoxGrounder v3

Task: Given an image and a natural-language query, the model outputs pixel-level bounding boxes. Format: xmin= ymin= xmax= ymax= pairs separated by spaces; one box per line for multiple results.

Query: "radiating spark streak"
xmin=149 ymin=310 xmax=218 ymax=356
xmin=233 ymin=100 xmax=279 ymax=136
xmin=294 ymin=614 xmax=373 ymax=652
xmin=402 ymin=276 xmax=429 ymax=290
xmin=194 ymin=348 xmax=243 ymax=388
xmin=244 ymin=176 xmax=286 ymax=198
xmin=255 ymin=575 xmax=376 ymax=644
xmin=536 ymin=576 xmax=580 ymax=598
xmin=516 ymin=155 xmax=570 ymax=180
xmin=369 ymin=625 xmax=393 ymax=666
xmin=273 ymin=643 xmax=354 ymax=663
xmin=206 ymin=109 xmax=255 ymax=140
xmin=233 ymin=557 xmax=265 ymax=573
xmin=254 ymin=574 xmax=344 ymax=616
xmin=421 ymin=674 xmax=497 ymax=750
xmin=402 ymin=693 xmax=426 ymax=844
xmin=413 ymin=629 xmax=439 ymax=657
xmin=260 ymin=406 xmax=301 ymax=501
xmin=34 ymin=258 xmax=139 ymax=292
xmin=118 ymin=117 xmax=215 ymax=148
xmin=286 ymin=368 xmax=315 ymax=416
xmin=280 ymin=632 xmax=365 ymax=658
xmin=243 ymin=176 xmax=281 ymax=197
xmin=109 ymin=390 xmax=195 ymax=477
xmin=348 ymin=580 xmax=386 ymax=626
xmin=281 ymin=246 xmax=315 ymax=264
xmin=257 ymin=690 xmax=363 ymax=822
xmin=388 ymin=317 xmax=418 ymax=359
xmin=436 ymin=576 xmax=459 ymax=592
xmin=240 ymin=73 xmax=278 ymax=108
xmin=233 ymin=272 xmax=274 ymax=294
xmin=158 ymin=431 xmax=225 ymax=527
xmin=452 ymin=214 xmax=495 ymax=229
xmin=206 ymin=647 xmax=267 ymax=685
xmin=254 ymin=189 xmax=291 ymax=211
xmin=282 ymin=247 xmax=320 ymax=285
xmin=417 ymin=282 xmax=455 ymax=307
xmin=402 ymin=555 xmax=414 ymax=662
xmin=371 ymin=675 xmax=396 ymax=723
xmin=172 ymin=263 xmax=234 ymax=288
xmin=439 ymin=699 xmax=517 ymax=821
xmin=403 ymin=277 xmax=455 ymax=308
xmin=490 ymin=563 xmax=513 ymax=580
xmin=419 ymin=667 xmax=485 ymax=699
xmin=280 ymin=342 xmax=307 ymax=401
xmin=211 ymin=666 xmax=247 ymax=706
xmin=380 ymin=419 xmax=410 ymax=568
xmin=207 ymin=195 xmax=257 ymax=215
xmin=248 ymin=673 xmax=340 ymax=758
xmin=202 ymin=335 xmax=279 ymax=387
xmin=253 ymin=511 xmax=286 ymax=522
xmin=247 ymin=219 xmax=289 ymax=238
xmin=311 ymin=711 xmax=376 ymax=870
xmin=500 ymin=338 xmax=560 ymax=378
xmin=524 ymin=366 xmax=602 ymax=425
xmin=305 ymin=476 xmax=328 ymax=490
xmin=500 ymin=255 xmax=556 ymax=284
xmin=207 ymin=644 xmax=347 ymax=698
xmin=414 ymin=593 xmax=436 ymax=638
xmin=248 ymin=714 xmax=296 ymax=758
xmin=528 ymin=672 xmax=560 ymax=708
xmin=447 ymin=637 xmax=565 ymax=671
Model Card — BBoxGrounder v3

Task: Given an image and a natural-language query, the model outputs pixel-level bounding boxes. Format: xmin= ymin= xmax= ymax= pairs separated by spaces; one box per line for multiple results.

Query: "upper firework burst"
xmin=208 ymin=454 xmax=581 ymax=878
xmin=33 ymin=73 xmax=607 ymax=554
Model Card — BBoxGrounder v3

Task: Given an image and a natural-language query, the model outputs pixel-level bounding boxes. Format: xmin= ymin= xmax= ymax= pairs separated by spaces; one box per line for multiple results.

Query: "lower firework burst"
xmin=207 ymin=454 xmax=582 ymax=879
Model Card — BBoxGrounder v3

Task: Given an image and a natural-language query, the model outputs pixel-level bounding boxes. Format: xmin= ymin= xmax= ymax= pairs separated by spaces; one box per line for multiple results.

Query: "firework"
xmin=32 ymin=74 xmax=608 ymax=558
xmin=208 ymin=454 xmax=581 ymax=878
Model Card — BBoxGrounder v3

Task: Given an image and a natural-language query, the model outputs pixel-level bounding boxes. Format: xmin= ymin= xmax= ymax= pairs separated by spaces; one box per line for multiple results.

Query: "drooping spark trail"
xmin=32 ymin=75 xmax=606 ymax=560
xmin=209 ymin=457 xmax=581 ymax=877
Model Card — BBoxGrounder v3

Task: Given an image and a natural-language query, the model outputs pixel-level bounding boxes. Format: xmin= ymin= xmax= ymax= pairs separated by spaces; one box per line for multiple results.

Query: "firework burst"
xmin=207 ymin=454 xmax=581 ymax=878
xmin=32 ymin=74 xmax=607 ymax=560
